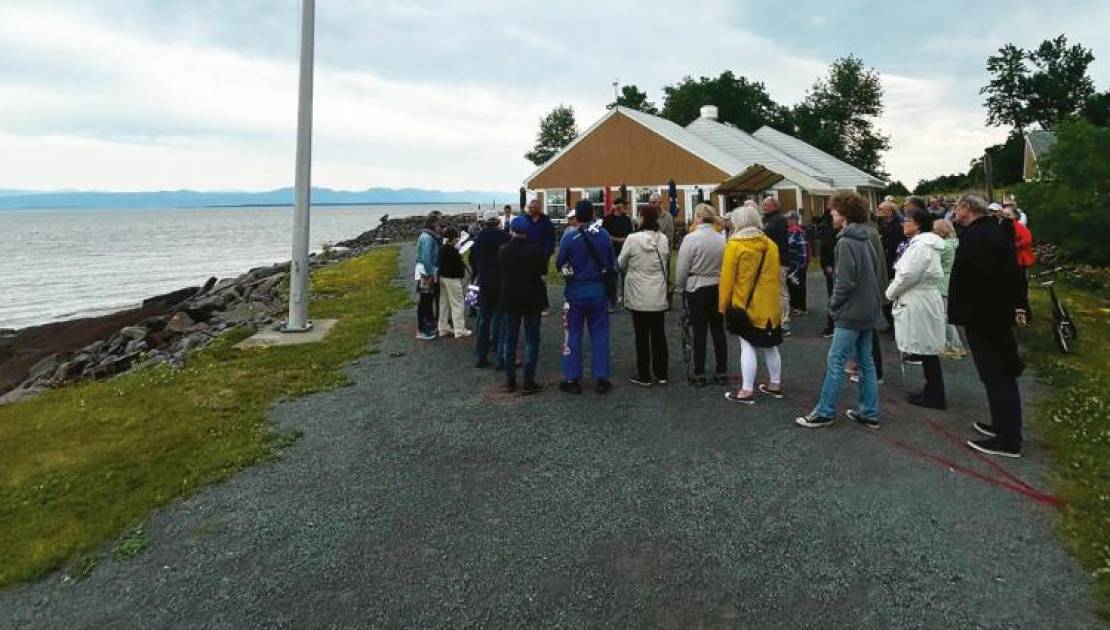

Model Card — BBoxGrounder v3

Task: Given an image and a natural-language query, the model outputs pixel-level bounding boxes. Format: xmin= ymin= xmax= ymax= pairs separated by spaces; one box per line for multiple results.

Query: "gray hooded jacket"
xmin=829 ymin=223 xmax=886 ymax=331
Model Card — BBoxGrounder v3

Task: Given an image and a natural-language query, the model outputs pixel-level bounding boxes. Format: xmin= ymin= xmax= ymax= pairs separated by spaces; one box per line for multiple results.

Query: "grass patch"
xmin=0 ymin=247 xmax=408 ymax=587
xmin=1017 ymin=276 xmax=1110 ymax=618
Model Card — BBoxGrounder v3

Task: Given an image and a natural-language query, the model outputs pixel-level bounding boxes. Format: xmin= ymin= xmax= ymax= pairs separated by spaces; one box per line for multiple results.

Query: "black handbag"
xmin=579 ymin=227 xmax=618 ymax=300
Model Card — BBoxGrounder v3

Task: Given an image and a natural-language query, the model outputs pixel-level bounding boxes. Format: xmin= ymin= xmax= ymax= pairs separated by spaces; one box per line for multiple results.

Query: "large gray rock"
xmin=124 ymin=339 xmax=148 ymax=355
xmin=27 ymin=353 xmax=60 ymax=383
xmin=165 ymin=312 xmax=195 ymax=334
xmin=120 ymin=326 xmax=147 ymax=341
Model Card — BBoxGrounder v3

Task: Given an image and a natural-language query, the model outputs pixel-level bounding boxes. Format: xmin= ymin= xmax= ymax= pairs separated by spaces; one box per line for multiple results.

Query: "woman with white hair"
xmin=675 ymin=203 xmax=728 ymax=385
xmin=718 ymin=204 xmax=784 ymax=404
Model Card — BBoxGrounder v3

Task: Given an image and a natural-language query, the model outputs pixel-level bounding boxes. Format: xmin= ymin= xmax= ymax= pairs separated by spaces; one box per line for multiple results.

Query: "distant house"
xmin=523 ymin=105 xmax=886 ymax=223
xmin=1024 ymin=130 xmax=1057 ymax=181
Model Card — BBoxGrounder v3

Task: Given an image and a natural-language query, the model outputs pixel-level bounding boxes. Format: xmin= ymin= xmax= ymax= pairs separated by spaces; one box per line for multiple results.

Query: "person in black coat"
xmin=498 ymin=217 xmax=550 ymax=394
xmin=949 ymin=193 xmax=1027 ymax=458
xmin=814 ymin=204 xmax=839 ymax=336
xmin=469 ymin=210 xmax=511 ymax=368
xmin=761 ymin=197 xmax=791 ymax=332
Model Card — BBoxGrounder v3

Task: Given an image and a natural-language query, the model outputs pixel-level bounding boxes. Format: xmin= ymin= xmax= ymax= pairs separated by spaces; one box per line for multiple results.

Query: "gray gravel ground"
xmin=0 ymin=244 xmax=1102 ymax=629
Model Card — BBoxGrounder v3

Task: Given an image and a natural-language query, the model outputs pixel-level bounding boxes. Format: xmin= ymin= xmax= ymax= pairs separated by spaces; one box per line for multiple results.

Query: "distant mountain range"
xmin=0 ymin=187 xmax=517 ymax=210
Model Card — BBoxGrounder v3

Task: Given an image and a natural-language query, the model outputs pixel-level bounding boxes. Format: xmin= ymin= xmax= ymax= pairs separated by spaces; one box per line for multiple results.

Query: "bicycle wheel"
xmin=1054 ymin=324 xmax=1071 ymax=354
xmin=1060 ymin=307 xmax=1079 ymax=341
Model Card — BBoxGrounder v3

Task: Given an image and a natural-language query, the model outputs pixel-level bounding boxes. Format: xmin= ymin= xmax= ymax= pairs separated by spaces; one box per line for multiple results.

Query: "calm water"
xmin=0 ymin=204 xmax=471 ymax=330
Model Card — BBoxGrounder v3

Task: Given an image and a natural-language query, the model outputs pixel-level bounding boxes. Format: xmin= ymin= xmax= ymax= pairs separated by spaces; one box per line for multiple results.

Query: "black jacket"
xmin=469 ymin=226 xmax=511 ymax=307
xmin=438 ymin=243 xmax=466 ymax=279
xmin=814 ymin=214 xmax=838 ymax=269
xmin=948 ymin=215 xmax=1023 ymax=328
xmin=876 ymin=216 xmax=905 ymax=271
xmin=762 ymin=211 xmax=789 ymax=267
xmin=498 ymin=238 xmax=549 ymax=314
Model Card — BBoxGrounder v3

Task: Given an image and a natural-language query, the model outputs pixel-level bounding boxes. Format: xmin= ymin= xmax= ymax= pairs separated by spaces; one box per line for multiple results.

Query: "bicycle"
xmin=1033 ymin=266 xmax=1079 ymax=354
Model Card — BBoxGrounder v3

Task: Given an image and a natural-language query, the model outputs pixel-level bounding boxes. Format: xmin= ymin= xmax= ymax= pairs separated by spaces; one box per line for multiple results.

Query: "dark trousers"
xmin=871 ymin=330 xmax=884 ymax=381
xmin=789 ymin=268 xmax=808 ymax=311
xmin=417 ymin=287 xmax=437 ymax=335
xmin=630 ymin=310 xmax=668 ymax=380
xmin=1018 ymin=268 xmax=1032 ymax=321
xmin=919 ymin=354 xmax=946 ymax=403
xmin=965 ymin=325 xmax=1023 ymax=448
xmin=688 ymin=287 xmax=727 ymax=377
xmin=503 ymin=310 xmax=541 ymax=384
xmin=474 ymin=301 xmax=504 ymax=366
xmin=823 ymin=267 xmax=835 ymax=332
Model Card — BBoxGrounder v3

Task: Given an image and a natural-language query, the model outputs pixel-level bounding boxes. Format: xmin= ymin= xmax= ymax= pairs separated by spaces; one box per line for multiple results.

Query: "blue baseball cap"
xmin=510 ymin=215 xmax=531 ymax=234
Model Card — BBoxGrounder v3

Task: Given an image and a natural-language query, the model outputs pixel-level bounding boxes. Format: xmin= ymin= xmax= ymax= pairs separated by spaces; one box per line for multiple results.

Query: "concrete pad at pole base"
xmin=236 ymin=319 xmax=338 ymax=349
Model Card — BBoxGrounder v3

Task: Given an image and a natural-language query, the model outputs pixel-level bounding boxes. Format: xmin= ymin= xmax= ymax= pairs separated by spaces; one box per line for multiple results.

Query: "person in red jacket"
xmin=1003 ymin=206 xmax=1035 ymax=319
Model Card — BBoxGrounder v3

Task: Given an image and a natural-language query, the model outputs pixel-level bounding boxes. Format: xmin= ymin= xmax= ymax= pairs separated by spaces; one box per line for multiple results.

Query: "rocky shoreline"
xmin=0 ymin=212 xmax=475 ymax=405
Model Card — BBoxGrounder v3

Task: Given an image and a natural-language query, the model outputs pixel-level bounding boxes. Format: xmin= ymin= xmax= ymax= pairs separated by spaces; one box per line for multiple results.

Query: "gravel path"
xmin=0 ymin=244 xmax=1101 ymax=629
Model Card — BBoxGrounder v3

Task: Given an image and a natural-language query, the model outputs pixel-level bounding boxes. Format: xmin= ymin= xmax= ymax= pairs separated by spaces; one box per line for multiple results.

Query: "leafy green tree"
xmin=1025 ymin=35 xmax=1096 ymax=130
xmin=966 ymin=132 xmax=1026 ymax=189
xmin=791 ymin=55 xmax=891 ymax=177
xmin=607 ymin=84 xmax=658 ymax=115
xmin=882 ymin=180 xmax=911 ymax=197
xmin=1015 ymin=119 xmax=1110 ymax=265
xmin=660 ymin=71 xmax=790 ymax=131
xmin=1082 ymin=90 xmax=1110 ymax=127
xmin=981 ymin=44 xmax=1032 ymax=133
xmin=525 ymin=105 xmax=578 ymax=166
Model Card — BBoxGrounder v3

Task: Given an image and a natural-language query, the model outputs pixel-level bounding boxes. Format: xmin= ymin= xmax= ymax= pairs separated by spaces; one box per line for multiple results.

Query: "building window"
xmin=634 ymin=187 xmax=655 ymax=220
xmin=545 ymin=190 xmax=566 ymax=219
xmin=583 ymin=188 xmax=604 ymax=206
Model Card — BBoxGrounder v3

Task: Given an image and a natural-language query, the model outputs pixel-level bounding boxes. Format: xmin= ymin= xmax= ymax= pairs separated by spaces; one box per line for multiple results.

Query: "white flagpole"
xmin=285 ymin=0 xmax=315 ymax=332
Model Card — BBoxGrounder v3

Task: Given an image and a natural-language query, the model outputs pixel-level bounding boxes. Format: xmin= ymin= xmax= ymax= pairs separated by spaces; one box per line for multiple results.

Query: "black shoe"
xmin=724 ymin=391 xmax=755 ymax=405
xmin=689 ymin=375 xmax=707 ymax=387
xmin=521 ymin=380 xmax=545 ymax=395
xmin=820 ymin=329 xmax=834 ymax=338
xmin=846 ymin=409 xmax=880 ymax=429
xmin=795 ymin=410 xmax=834 ymax=428
xmin=595 ymin=379 xmax=612 ymax=394
xmin=757 ymin=383 xmax=785 ymax=399
xmin=908 ymin=393 xmax=947 ymax=410
xmin=629 ymin=376 xmax=653 ymax=387
xmin=502 ymin=380 xmax=517 ymax=393
xmin=902 ymin=354 xmax=923 ymax=365
xmin=656 ymin=378 xmax=669 ymax=386
xmin=559 ymin=380 xmax=582 ymax=395
xmin=972 ymin=421 xmax=997 ymax=438
xmin=966 ymin=437 xmax=1021 ymax=458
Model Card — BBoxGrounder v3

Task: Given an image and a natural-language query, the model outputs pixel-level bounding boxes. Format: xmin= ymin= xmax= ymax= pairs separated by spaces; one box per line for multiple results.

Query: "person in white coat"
xmin=618 ymin=205 xmax=671 ymax=386
xmin=886 ymin=208 xmax=948 ymax=409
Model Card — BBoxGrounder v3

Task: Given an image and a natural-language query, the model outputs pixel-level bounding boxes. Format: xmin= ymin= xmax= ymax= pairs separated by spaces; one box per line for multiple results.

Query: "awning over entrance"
xmin=712 ymin=163 xmax=837 ymax=197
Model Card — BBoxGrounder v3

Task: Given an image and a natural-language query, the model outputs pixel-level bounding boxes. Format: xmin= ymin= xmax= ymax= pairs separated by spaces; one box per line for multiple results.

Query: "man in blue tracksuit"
xmin=556 ymin=200 xmax=615 ymax=394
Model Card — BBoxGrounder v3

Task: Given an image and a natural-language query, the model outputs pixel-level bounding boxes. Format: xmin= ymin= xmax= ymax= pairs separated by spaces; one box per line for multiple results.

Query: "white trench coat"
xmin=885 ymin=231 xmax=947 ymax=356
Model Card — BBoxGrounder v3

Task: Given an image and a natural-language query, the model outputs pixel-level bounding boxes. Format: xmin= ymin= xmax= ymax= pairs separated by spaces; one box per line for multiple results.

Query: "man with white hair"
xmin=949 ymin=193 xmax=1027 ymax=457
xmin=760 ymin=197 xmax=791 ymax=333
xmin=647 ymin=193 xmax=675 ymax=248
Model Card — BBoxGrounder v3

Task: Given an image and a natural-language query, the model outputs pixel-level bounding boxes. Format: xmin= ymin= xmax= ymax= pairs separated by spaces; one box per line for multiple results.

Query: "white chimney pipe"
xmin=700 ymin=105 xmax=718 ymax=120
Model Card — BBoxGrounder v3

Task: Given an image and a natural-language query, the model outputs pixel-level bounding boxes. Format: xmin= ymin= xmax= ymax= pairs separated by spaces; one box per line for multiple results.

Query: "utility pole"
xmin=284 ymin=0 xmax=315 ymax=332
xmin=612 ymin=79 xmax=619 ymax=102
xmin=983 ymin=150 xmax=994 ymax=202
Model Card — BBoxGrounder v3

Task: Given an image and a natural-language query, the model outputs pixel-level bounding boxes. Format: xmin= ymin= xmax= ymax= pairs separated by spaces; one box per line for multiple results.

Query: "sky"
xmin=0 ymin=0 xmax=1107 ymax=193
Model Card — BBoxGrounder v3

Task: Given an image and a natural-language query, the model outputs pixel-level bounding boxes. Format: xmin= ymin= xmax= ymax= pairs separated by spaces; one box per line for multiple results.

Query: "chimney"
xmin=699 ymin=105 xmax=718 ymax=120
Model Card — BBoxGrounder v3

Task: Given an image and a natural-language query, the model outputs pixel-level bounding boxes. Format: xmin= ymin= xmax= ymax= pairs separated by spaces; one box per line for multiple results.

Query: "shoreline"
xmin=0 ymin=211 xmax=476 ymax=400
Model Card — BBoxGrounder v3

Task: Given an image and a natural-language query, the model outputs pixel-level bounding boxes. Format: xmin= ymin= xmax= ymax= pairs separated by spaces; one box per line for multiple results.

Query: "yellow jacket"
xmin=718 ymin=229 xmax=782 ymax=330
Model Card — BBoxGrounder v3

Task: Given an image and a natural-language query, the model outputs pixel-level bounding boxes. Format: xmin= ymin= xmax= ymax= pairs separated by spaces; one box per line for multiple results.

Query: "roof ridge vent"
xmin=699 ymin=105 xmax=718 ymax=120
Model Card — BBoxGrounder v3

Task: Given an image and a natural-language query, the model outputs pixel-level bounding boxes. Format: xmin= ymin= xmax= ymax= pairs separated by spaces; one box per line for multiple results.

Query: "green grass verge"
xmin=1018 ymin=277 xmax=1110 ymax=618
xmin=0 ymin=247 xmax=408 ymax=587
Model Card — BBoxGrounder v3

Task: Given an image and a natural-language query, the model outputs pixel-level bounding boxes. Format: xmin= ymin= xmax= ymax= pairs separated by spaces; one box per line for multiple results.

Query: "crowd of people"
xmin=412 ymin=190 xmax=1035 ymax=459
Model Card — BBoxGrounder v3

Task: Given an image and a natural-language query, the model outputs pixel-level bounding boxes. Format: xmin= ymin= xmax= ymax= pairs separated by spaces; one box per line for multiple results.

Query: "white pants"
xmin=779 ymin=267 xmax=791 ymax=330
xmin=739 ymin=337 xmax=782 ymax=392
xmin=438 ymin=277 xmax=468 ymax=335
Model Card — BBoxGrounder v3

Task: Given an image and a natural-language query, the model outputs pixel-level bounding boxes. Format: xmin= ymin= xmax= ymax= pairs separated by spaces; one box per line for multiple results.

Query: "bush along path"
xmin=0 ymin=244 xmax=1102 ymax=628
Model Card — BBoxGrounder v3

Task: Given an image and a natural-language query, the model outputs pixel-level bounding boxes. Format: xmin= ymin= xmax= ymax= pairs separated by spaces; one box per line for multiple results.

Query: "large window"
xmin=583 ymin=188 xmax=604 ymax=206
xmin=545 ymin=190 xmax=566 ymax=219
xmin=634 ymin=187 xmax=655 ymax=220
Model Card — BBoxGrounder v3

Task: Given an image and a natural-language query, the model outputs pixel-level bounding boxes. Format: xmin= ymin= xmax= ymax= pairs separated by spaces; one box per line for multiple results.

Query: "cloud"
xmin=0 ymin=1 xmax=1105 ymax=193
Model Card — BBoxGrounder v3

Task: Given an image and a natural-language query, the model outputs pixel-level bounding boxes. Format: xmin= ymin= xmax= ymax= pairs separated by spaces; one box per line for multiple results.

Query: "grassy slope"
xmin=0 ymin=247 xmax=407 ymax=587
xmin=1018 ymin=278 xmax=1110 ymax=618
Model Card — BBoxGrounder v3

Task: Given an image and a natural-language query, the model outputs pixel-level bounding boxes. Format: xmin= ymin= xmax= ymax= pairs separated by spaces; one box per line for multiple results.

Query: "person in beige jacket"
xmin=618 ymin=206 xmax=671 ymax=386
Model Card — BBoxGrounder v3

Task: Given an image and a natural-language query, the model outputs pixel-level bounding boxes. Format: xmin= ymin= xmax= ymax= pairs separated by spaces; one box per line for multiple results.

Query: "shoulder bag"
xmin=724 ymin=245 xmax=783 ymax=347
xmin=579 ymin=228 xmax=618 ymax=300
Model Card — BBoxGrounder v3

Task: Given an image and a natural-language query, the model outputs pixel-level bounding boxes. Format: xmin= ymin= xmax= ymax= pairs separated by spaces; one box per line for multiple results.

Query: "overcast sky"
xmin=1 ymin=0 xmax=1107 ymax=192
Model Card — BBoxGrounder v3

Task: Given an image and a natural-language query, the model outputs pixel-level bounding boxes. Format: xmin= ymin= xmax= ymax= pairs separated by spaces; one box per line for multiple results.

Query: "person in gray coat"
xmin=674 ymin=203 xmax=728 ymax=385
xmin=797 ymin=192 xmax=886 ymax=429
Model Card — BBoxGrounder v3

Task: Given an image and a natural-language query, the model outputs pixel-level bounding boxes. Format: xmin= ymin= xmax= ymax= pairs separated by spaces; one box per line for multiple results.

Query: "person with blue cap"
xmin=556 ymin=199 xmax=616 ymax=394
xmin=469 ymin=208 xmax=511 ymax=368
xmin=498 ymin=215 xmax=549 ymax=394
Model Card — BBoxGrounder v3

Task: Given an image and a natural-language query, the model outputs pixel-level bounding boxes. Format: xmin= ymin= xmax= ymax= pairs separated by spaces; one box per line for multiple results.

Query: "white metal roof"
xmin=752 ymin=126 xmax=887 ymax=189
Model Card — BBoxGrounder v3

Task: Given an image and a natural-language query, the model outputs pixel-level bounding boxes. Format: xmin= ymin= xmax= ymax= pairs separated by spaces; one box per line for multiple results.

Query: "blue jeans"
xmin=503 ymin=311 xmax=541 ymax=383
xmin=474 ymin=302 xmax=505 ymax=366
xmin=561 ymin=296 xmax=610 ymax=382
xmin=816 ymin=328 xmax=879 ymax=420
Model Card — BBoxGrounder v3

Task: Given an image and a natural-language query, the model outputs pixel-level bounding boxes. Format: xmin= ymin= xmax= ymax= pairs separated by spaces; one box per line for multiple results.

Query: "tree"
xmin=1015 ymin=119 xmax=1110 ymax=265
xmin=607 ymin=84 xmax=658 ymax=115
xmin=881 ymin=180 xmax=911 ymax=197
xmin=660 ymin=71 xmax=790 ymax=131
xmin=981 ymin=43 xmax=1032 ymax=133
xmin=791 ymin=55 xmax=891 ymax=177
xmin=1024 ymin=35 xmax=1096 ymax=130
xmin=524 ymin=105 xmax=578 ymax=166
xmin=1083 ymin=90 xmax=1110 ymax=127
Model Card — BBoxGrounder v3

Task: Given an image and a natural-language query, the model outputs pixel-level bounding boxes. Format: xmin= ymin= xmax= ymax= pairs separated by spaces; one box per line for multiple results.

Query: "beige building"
xmin=524 ymin=105 xmax=886 ymax=223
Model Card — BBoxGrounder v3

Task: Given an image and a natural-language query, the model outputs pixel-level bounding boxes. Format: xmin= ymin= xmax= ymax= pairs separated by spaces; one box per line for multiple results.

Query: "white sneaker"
xmin=455 ymin=329 xmax=473 ymax=338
